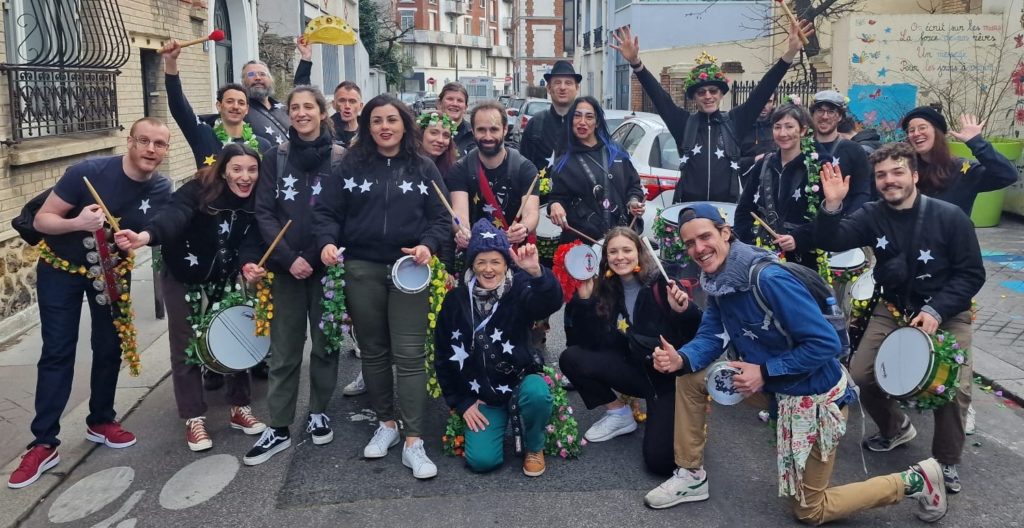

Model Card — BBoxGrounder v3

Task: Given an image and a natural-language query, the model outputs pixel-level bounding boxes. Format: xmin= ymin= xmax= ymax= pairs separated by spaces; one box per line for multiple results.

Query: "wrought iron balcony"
xmin=593 ymin=27 xmax=604 ymax=48
xmin=582 ymin=32 xmax=591 ymax=51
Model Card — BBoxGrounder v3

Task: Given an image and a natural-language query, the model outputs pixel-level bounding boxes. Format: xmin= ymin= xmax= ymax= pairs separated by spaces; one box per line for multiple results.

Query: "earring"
xmin=633 ymin=265 xmax=641 ymax=273
xmin=604 ymin=269 xmax=614 ymax=278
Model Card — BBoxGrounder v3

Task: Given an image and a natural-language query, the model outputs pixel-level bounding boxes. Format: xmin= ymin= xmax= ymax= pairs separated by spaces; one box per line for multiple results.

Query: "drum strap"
xmin=757 ymin=152 xmax=784 ymax=236
xmin=476 ymin=160 xmax=511 ymax=230
xmin=93 ymin=228 xmax=122 ymax=310
xmin=899 ymin=196 xmax=930 ymax=313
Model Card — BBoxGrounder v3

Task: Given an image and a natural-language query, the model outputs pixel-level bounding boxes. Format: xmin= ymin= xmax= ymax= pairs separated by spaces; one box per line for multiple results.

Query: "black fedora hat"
xmin=543 ymin=60 xmax=582 ymax=83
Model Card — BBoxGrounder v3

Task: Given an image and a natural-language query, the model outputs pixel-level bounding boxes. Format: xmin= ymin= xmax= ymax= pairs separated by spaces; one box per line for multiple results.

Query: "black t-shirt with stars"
xmin=447 ymin=149 xmax=539 ymax=227
xmin=45 ymin=155 xmax=172 ymax=267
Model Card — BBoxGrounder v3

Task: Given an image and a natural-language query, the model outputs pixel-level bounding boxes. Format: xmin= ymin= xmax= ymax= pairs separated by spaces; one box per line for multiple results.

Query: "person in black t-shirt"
xmin=809 ymin=91 xmax=872 ymax=212
xmin=8 ymin=118 xmax=173 ymax=490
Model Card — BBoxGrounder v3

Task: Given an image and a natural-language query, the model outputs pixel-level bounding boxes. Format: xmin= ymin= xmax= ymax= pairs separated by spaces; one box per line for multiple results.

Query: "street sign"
xmin=427 ymin=77 xmax=436 ymax=85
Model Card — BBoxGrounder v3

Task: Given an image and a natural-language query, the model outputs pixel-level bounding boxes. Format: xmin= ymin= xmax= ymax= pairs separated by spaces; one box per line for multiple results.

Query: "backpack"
xmin=11 ymin=188 xmax=53 ymax=246
xmin=748 ymin=261 xmax=851 ymax=360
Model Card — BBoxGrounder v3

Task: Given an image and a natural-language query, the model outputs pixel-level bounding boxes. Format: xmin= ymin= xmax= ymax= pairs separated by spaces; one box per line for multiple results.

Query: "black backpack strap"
xmin=329 ymin=144 xmax=346 ymax=172
xmin=275 ymin=143 xmax=290 ymax=189
xmin=757 ymin=153 xmax=782 ymax=234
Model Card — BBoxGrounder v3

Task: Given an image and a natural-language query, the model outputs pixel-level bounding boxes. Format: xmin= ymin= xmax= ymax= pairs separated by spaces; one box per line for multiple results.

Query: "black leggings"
xmin=559 ymin=345 xmax=676 ymax=476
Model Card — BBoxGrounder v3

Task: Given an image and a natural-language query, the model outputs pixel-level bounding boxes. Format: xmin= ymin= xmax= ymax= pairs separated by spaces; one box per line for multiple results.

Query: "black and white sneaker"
xmin=307 ymin=413 xmax=333 ymax=445
xmin=243 ymin=428 xmax=291 ymax=466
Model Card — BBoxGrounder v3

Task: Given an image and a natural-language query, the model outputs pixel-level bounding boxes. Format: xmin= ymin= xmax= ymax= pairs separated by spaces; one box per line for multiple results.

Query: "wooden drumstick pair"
xmin=775 ymin=0 xmax=810 ymax=45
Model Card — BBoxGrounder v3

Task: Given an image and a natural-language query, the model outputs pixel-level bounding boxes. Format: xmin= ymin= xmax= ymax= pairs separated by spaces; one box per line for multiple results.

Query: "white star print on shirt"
xmin=311 ymin=181 xmax=322 ymax=196
xmin=185 ymin=253 xmax=199 ymax=267
xmin=691 ymin=144 xmax=702 ymax=155
xmin=753 ymin=191 xmax=761 ymax=204
xmin=490 ymin=328 xmax=503 ymax=343
xmin=469 ymin=379 xmax=481 ymax=393
xmin=482 ymin=204 xmax=497 ymax=215
xmin=449 ymin=343 xmax=469 ymax=369
xmin=138 ymin=199 xmax=151 ymax=214
xmin=273 ymin=102 xmax=285 ymax=110
xmin=876 ymin=236 xmax=889 ymax=250
xmin=359 ymin=180 xmax=373 ymax=193
xmin=275 ymin=135 xmax=284 ymax=144
xmin=714 ymin=148 xmax=725 ymax=159
xmin=480 ymin=232 xmax=497 ymax=239
xmin=715 ymin=329 xmax=731 ymax=349
xmin=680 ymin=155 xmax=689 ymax=165
xmin=417 ymin=182 xmax=428 ymax=195
xmin=742 ymin=328 xmax=758 ymax=340
xmin=792 ymin=188 xmax=802 ymax=200
xmin=264 ymin=126 xmax=273 ymax=135
xmin=344 ymin=178 xmax=357 ymax=191
xmin=282 ymin=188 xmax=298 ymax=201
xmin=545 ymin=150 xmax=557 ymax=168
xmin=451 ymin=329 xmax=462 ymax=340
xmin=219 ymin=221 xmax=230 ymax=235
xmin=502 ymin=341 xmax=514 ymax=355
xmin=832 ymin=156 xmax=840 ymax=166
xmin=730 ymin=161 xmax=740 ymax=170
xmin=918 ymin=249 xmax=934 ymax=264
xmin=399 ymin=180 xmax=413 ymax=193
xmin=282 ymin=175 xmax=298 ymax=188
xmin=496 ymin=384 xmax=512 ymax=394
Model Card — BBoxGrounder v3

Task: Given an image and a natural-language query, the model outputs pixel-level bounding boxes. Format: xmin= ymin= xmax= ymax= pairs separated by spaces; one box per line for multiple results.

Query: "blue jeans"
xmin=30 ymin=262 xmax=124 ymax=447
xmin=464 ymin=374 xmax=552 ymax=473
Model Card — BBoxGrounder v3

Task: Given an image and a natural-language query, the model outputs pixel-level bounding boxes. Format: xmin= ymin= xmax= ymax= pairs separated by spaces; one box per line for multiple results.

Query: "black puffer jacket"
xmin=520 ymin=107 xmax=566 ymax=173
xmin=145 ymin=179 xmax=261 ymax=285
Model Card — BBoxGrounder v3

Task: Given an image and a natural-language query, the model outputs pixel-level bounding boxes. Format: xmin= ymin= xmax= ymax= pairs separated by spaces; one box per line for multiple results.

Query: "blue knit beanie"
xmin=465 ymin=218 xmax=513 ymax=265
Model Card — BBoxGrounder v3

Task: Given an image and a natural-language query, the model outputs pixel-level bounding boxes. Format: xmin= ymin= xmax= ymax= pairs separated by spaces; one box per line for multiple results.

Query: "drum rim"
xmin=875 ymin=326 xmax=935 ymax=398
xmin=564 ymin=244 xmax=599 ymax=280
xmin=850 ymin=269 xmax=876 ymax=301
xmin=201 ymin=304 xmax=269 ymax=374
xmin=392 ymin=255 xmax=431 ymax=293
xmin=828 ymin=248 xmax=868 ymax=270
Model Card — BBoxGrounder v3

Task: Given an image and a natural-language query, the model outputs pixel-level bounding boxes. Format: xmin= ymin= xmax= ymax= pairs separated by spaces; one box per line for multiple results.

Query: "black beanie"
xmin=901 ymin=106 xmax=948 ymax=134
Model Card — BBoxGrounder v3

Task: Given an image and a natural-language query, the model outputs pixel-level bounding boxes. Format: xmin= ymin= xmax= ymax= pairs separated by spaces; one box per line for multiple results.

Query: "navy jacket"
xmin=922 ymin=134 xmax=1018 ymax=215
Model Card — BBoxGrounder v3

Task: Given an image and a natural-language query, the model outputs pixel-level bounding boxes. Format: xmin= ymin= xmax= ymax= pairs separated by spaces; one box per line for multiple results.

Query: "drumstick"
xmin=82 ymin=177 xmax=121 ymax=231
xmin=512 ymin=174 xmax=540 ymax=222
xmin=641 ymin=236 xmax=672 ymax=284
xmin=774 ymin=0 xmax=810 ymax=45
xmin=160 ymin=30 xmax=225 ymax=53
xmin=430 ymin=180 xmax=466 ymax=230
xmin=257 ymin=219 xmax=293 ymax=268
xmin=749 ymin=211 xmax=782 ymax=240
xmin=563 ymin=224 xmax=599 ymax=245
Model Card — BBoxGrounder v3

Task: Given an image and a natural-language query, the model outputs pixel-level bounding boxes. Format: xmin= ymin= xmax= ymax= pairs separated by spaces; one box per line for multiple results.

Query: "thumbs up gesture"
xmin=652 ymin=334 xmax=684 ymax=373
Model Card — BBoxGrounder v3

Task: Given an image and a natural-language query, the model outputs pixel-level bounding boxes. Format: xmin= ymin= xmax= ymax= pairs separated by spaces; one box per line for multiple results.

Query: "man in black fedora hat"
xmin=519 ymin=60 xmax=582 ymax=175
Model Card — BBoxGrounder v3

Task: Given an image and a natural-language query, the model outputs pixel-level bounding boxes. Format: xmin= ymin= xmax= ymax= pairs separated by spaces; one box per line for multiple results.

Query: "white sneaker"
xmin=644 ymin=468 xmax=709 ymax=509
xmin=363 ymin=423 xmax=400 ymax=458
xmin=965 ymin=404 xmax=976 ymax=435
xmin=584 ymin=411 xmax=638 ymax=442
xmin=343 ymin=372 xmax=366 ymax=396
xmin=402 ymin=439 xmax=438 ymax=479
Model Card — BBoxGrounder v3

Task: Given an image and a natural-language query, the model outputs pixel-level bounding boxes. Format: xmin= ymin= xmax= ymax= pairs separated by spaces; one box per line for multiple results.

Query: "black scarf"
xmin=288 ymin=126 xmax=333 ymax=172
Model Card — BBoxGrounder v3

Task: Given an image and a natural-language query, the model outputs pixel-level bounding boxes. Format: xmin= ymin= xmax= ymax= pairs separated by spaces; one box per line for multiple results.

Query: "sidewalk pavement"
xmin=0 ymin=217 xmax=1022 ymax=527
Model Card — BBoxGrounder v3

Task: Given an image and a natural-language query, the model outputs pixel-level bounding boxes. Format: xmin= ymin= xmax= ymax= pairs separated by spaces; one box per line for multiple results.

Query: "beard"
xmin=248 ymin=84 xmax=273 ymax=101
xmin=478 ymin=139 xmax=503 ymax=157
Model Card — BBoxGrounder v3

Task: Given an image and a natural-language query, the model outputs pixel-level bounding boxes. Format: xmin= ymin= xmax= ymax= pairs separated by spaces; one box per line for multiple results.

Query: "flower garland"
xmin=653 ymin=209 xmax=689 ymax=264
xmin=752 ymin=218 xmax=784 ymax=258
xmin=425 ymin=256 xmax=451 ymax=399
xmin=537 ymin=168 xmax=551 ymax=196
xmin=39 ymin=240 xmax=140 ymax=375
xmin=416 ymin=111 xmax=458 ymax=135
xmin=213 ymin=119 xmax=260 ymax=154
xmin=798 ymin=133 xmax=832 ymax=283
xmin=885 ymin=303 xmax=966 ymax=411
xmin=684 ymin=51 xmax=730 ymax=93
xmin=442 ymin=366 xmax=585 ymax=459
xmin=183 ymin=281 xmax=251 ymax=365
xmin=319 ymin=259 xmax=350 ymax=353
xmin=253 ymin=274 xmax=274 ymax=337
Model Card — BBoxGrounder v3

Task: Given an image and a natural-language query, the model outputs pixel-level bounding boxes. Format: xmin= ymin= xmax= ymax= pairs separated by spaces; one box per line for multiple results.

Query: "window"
xmin=430 ymin=46 xmax=438 ymax=66
xmin=449 ymin=47 xmax=457 ymax=67
xmin=400 ymin=10 xmax=415 ymax=30
xmin=620 ymin=125 xmax=646 ymax=155
xmin=490 ymin=58 xmax=496 ymax=76
xmin=466 ymin=49 xmax=473 ymax=68
xmin=215 ymin=0 xmax=234 ymax=86
xmin=490 ymin=1 xmax=497 ymax=21
xmin=464 ymin=18 xmax=471 ymax=34
xmin=480 ymin=0 xmax=485 ymax=7
xmin=652 ymin=133 xmax=680 ymax=170
xmin=450 ymin=18 xmax=457 ymax=33
xmin=429 ymin=12 xmax=437 ymax=31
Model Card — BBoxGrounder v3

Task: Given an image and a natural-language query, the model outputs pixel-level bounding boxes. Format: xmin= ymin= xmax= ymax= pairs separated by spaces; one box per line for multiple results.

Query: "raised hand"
xmin=610 ymin=26 xmax=641 ymax=66
xmin=949 ymin=114 xmax=985 ymax=142
xmin=510 ymin=243 xmax=542 ymax=277
xmin=819 ymin=162 xmax=849 ymax=212
xmin=783 ymin=19 xmax=816 ymax=63
xmin=296 ymin=36 xmax=313 ymax=62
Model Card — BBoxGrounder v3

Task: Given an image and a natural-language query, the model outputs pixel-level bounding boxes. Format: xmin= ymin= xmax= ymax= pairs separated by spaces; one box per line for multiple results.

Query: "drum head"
xmin=875 ymin=327 xmax=934 ymax=398
xmin=392 ymin=255 xmax=431 ymax=294
xmin=537 ymin=214 xmax=562 ymax=239
xmin=565 ymin=245 xmax=600 ymax=280
xmin=204 ymin=305 xmax=271 ymax=372
xmin=850 ymin=268 xmax=876 ymax=301
xmin=706 ymin=363 xmax=744 ymax=405
xmin=829 ymin=248 xmax=867 ymax=270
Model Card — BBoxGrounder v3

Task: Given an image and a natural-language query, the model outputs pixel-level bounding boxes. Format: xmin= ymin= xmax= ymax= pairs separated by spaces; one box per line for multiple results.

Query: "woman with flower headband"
xmin=113 ymin=143 xmax=268 ymax=453
xmin=559 ymin=227 xmax=700 ymax=475
xmin=315 ymin=94 xmax=451 ymax=479
xmin=416 ymin=110 xmax=460 ymax=276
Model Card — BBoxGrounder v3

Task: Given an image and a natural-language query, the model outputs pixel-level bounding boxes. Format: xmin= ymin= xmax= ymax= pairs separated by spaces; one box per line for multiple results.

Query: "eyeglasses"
xmin=695 ymin=87 xmax=720 ymax=97
xmin=130 ymin=136 xmax=170 ymax=150
xmin=573 ymin=112 xmax=597 ymax=122
xmin=245 ymin=70 xmax=270 ymax=78
xmin=813 ymin=107 xmax=840 ymax=117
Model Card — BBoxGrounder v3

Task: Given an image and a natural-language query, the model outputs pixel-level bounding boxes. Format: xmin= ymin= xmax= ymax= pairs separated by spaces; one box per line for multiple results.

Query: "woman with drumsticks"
xmin=559 ymin=227 xmax=701 ymax=475
xmin=314 ymin=94 xmax=450 ymax=479
xmin=114 ymin=143 xmax=267 ymax=453
xmin=416 ymin=110 xmax=461 ymax=279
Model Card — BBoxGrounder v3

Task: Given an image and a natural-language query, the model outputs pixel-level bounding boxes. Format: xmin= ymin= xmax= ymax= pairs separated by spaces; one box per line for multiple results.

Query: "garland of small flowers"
xmin=885 ymin=303 xmax=966 ymax=411
xmin=416 ymin=111 xmax=458 ymax=135
xmin=752 ymin=218 xmax=785 ymax=258
xmin=425 ymin=256 xmax=451 ymax=399
xmin=319 ymin=259 xmax=350 ymax=353
xmin=684 ymin=52 xmax=730 ymax=93
xmin=183 ymin=281 xmax=251 ymax=365
xmin=39 ymin=241 xmax=140 ymax=375
xmin=442 ymin=366 xmax=585 ymax=459
xmin=537 ymin=168 xmax=551 ymax=196
xmin=796 ymin=133 xmax=833 ymax=284
xmin=653 ymin=208 xmax=690 ymax=264
xmin=253 ymin=274 xmax=274 ymax=337
xmin=213 ymin=119 xmax=260 ymax=154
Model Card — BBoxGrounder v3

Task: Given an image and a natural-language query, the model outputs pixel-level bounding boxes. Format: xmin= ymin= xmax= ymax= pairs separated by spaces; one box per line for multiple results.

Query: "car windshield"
xmin=525 ymin=101 xmax=551 ymax=116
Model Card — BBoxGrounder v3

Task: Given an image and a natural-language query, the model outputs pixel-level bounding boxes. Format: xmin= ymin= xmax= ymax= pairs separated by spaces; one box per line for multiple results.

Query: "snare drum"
xmin=706 ymin=362 xmax=744 ymax=405
xmin=564 ymin=244 xmax=600 ymax=280
xmin=198 ymin=305 xmax=271 ymax=374
xmin=536 ymin=214 xmax=562 ymax=264
xmin=875 ymin=327 xmax=960 ymax=400
xmin=849 ymin=268 xmax=876 ymax=301
xmin=828 ymin=248 xmax=870 ymax=283
xmin=391 ymin=255 xmax=431 ymax=294
xmin=656 ymin=202 xmax=737 ymax=263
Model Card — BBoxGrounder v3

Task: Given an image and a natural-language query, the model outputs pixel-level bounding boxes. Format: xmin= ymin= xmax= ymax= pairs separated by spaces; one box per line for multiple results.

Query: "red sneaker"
xmin=229 ymin=406 xmax=267 ymax=435
xmin=8 ymin=446 xmax=59 ymax=489
xmin=86 ymin=422 xmax=137 ymax=448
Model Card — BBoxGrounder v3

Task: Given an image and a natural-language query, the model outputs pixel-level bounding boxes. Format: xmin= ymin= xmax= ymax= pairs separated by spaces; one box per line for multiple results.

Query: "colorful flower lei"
xmin=799 ymin=133 xmax=832 ymax=283
xmin=425 ymin=256 xmax=451 ymax=398
xmin=38 ymin=240 xmax=89 ymax=276
xmin=253 ymin=274 xmax=274 ymax=337
xmin=319 ymin=257 xmax=351 ymax=353
xmin=183 ymin=281 xmax=251 ymax=365
xmin=537 ymin=168 xmax=551 ymax=196
xmin=653 ymin=208 xmax=689 ymax=264
xmin=885 ymin=303 xmax=966 ymax=411
xmin=213 ymin=119 xmax=261 ymax=154
xmin=416 ymin=111 xmax=458 ymax=135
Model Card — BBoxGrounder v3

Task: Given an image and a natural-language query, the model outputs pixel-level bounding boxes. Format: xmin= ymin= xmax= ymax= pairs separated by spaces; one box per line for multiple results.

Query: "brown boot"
xmin=523 ymin=451 xmax=546 ymax=477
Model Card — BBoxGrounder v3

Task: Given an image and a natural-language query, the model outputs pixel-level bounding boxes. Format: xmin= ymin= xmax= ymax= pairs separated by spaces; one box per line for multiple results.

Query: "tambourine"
xmin=303 ymin=15 xmax=358 ymax=46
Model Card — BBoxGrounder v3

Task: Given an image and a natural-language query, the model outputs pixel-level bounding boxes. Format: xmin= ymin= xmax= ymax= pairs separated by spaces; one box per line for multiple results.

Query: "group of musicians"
xmin=8 ymin=19 xmax=1019 ymax=526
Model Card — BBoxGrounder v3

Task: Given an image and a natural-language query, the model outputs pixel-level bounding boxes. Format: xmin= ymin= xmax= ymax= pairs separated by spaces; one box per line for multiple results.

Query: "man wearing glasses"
xmin=8 ymin=118 xmax=173 ymax=489
xmin=240 ymin=60 xmax=292 ymax=145
xmin=809 ymin=90 xmax=872 ymax=207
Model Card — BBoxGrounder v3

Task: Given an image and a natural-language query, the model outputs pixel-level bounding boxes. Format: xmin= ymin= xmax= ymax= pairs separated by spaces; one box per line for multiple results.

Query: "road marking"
xmin=91 ymin=490 xmax=144 ymax=528
xmin=158 ymin=454 xmax=239 ymax=510
xmin=48 ymin=466 xmax=134 ymax=523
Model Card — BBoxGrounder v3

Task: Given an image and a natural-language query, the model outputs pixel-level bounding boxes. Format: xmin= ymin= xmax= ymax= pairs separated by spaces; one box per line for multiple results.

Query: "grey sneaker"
xmin=907 ymin=458 xmax=947 ymax=522
xmin=941 ymin=463 xmax=961 ymax=494
xmin=364 ymin=423 xmax=400 ymax=458
xmin=864 ymin=415 xmax=917 ymax=452
xmin=584 ymin=411 xmax=638 ymax=442
xmin=644 ymin=468 xmax=709 ymax=509
xmin=343 ymin=372 xmax=366 ymax=396
xmin=964 ymin=404 xmax=976 ymax=435
xmin=402 ymin=439 xmax=438 ymax=479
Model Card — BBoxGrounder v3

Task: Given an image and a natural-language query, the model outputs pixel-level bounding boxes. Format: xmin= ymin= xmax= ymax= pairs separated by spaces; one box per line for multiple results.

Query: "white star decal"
xmin=449 ymin=342 xmax=469 ymax=369
xmin=480 ymin=232 xmax=497 ymax=239
xmin=282 ymin=175 xmax=298 ymax=188
xmin=359 ymin=180 xmax=373 ymax=193
xmin=714 ymin=148 xmax=725 ymax=159
xmin=138 ymin=199 xmax=151 ymax=214
xmin=792 ymin=188 xmax=802 ymax=200
xmin=343 ymin=178 xmax=357 ymax=191
xmin=501 ymin=341 xmax=514 ymax=355
xmin=753 ymin=191 xmax=761 ymax=204
xmin=282 ymin=188 xmax=298 ymax=201
xmin=311 ymin=181 xmax=322 ymax=196
xmin=219 ymin=221 xmax=230 ymax=234
xmin=275 ymin=135 xmax=284 ymax=144
xmin=545 ymin=150 xmax=557 ymax=168
xmin=273 ymin=102 xmax=285 ymax=110
xmin=832 ymin=156 xmax=840 ymax=166
xmin=482 ymin=204 xmax=497 ymax=215
xmin=185 ymin=253 xmax=199 ymax=267
xmin=264 ymin=126 xmax=273 ymax=135
xmin=451 ymin=329 xmax=462 ymax=340
xmin=469 ymin=379 xmax=481 ymax=393
xmin=417 ymin=182 xmax=428 ymax=195
xmin=691 ymin=144 xmax=702 ymax=155
xmin=195 ymin=115 xmax=202 ymax=125
xmin=680 ymin=154 xmax=689 ymax=165
xmin=496 ymin=384 xmax=512 ymax=394
xmin=876 ymin=236 xmax=889 ymax=250
xmin=742 ymin=328 xmax=758 ymax=340
xmin=399 ymin=180 xmax=413 ymax=193
xmin=918 ymin=249 xmax=934 ymax=264
xmin=730 ymin=161 xmax=740 ymax=170
xmin=715 ymin=329 xmax=731 ymax=348
xmin=490 ymin=328 xmax=503 ymax=343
